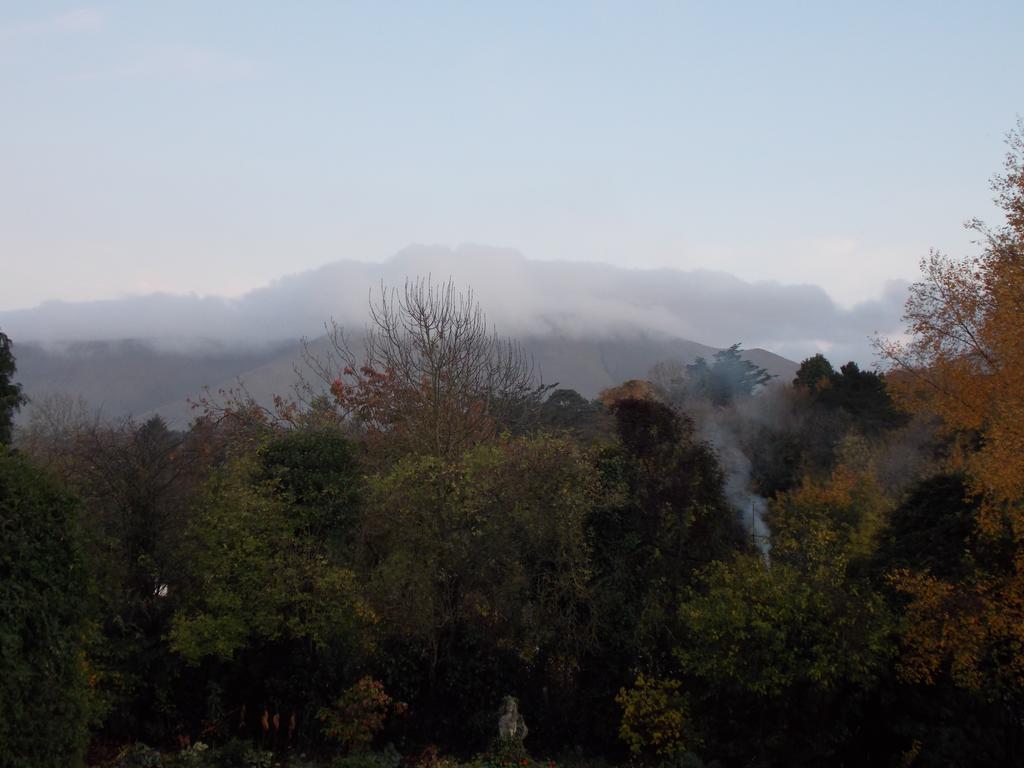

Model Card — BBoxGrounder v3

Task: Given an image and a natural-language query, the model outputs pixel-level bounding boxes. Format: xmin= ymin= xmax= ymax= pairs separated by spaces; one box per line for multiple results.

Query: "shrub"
xmin=615 ymin=675 xmax=695 ymax=760
xmin=174 ymin=741 xmax=211 ymax=767
xmin=330 ymin=745 xmax=401 ymax=768
xmin=318 ymin=677 xmax=406 ymax=753
xmin=113 ymin=743 xmax=162 ymax=768
xmin=241 ymin=750 xmax=273 ymax=768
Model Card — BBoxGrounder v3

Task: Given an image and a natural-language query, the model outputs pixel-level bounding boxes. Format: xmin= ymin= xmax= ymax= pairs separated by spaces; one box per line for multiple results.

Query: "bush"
xmin=318 ymin=677 xmax=406 ymax=753
xmin=240 ymin=750 xmax=273 ymax=768
xmin=615 ymin=675 xmax=695 ymax=760
xmin=171 ymin=742 xmax=211 ymax=767
xmin=330 ymin=745 xmax=401 ymax=768
xmin=113 ymin=743 xmax=162 ymax=768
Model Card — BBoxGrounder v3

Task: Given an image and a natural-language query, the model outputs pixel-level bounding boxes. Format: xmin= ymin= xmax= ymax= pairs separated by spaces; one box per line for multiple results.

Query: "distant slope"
xmin=12 ymin=332 xmax=798 ymax=430
xmin=139 ymin=334 xmax=797 ymax=428
xmin=7 ymin=243 xmax=881 ymax=427
xmin=13 ymin=339 xmax=296 ymax=425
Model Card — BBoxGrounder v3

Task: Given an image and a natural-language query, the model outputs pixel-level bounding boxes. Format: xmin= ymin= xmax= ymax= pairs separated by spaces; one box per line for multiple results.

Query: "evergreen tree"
xmin=0 ymin=330 xmax=26 ymax=446
xmin=0 ymin=449 xmax=92 ymax=768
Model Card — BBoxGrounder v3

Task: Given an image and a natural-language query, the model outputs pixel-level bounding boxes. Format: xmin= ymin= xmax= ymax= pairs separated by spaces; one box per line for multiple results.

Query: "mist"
xmin=0 ymin=244 xmax=905 ymax=367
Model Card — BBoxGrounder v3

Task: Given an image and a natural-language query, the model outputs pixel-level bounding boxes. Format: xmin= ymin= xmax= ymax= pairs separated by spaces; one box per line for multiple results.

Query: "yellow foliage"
xmin=615 ymin=674 xmax=694 ymax=758
xmin=880 ymin=122 xmax=1024 ymax=694
xmin=770 ymin=463 xmax=888 ymax=565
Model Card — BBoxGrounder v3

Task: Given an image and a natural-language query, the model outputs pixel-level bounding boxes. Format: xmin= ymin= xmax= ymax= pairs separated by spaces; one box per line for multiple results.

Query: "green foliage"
xmin=241 ymin=750 xmax=273 ymax=768
xmin=536 ymin=389 xmax=610 ymax=441
xmin=365 ymin=434 xmax=601 ymax=651
xmin=0 ymin=448 xmax=93 ymax=768
xmin=0 ymin=330 xmax=26 ymax=446
xmin=491 ymin=737 xmax=527 ymax=763
xmin=113 ymin=742 xmax=162 ymax=768
xmin=768 ymin=462 xmax=892 ymax=569
xmin=361 ymin=434 xmax=601 ymax=745
xmin=464 ymin=758 xmax=557 ymax=768
xmin=874 ymin=473 xmax=986 ymax=581
xmin=170 ymin=454 xmax=369 ymax=663
xmin=677 ymin=555 xmax=890 ymax=698
xmin=793 ymin=353 xmax=835 ymax=391
xmin=330 ymin=745 xmax=402 ymax=768
xmin=615 ymin=675 xmax=695 ymax=759
xmin=8 ymin=288 xmax=1015 ymax=762
xmin=675 ymin=548 xmax=895 ymax=764
xmin=256 ymin=428 xmax=361 ymax=542
xmin=592 ymin=399 xmax=740 ymax=648
xmin=65 ymin=416 xmax=198 ymax=746
xmin=797 ymin=357 xmax=906 ymax=435
xmin=174 ymin=741 xmax=212 ymax=767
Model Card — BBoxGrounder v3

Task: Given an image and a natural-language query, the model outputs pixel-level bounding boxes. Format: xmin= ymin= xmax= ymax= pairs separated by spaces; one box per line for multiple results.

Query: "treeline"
xmin=3 ymin=128 xmax=1024 ymax=768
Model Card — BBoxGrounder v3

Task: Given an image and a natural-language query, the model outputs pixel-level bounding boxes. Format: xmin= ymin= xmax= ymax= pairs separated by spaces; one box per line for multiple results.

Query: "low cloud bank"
xmin=0 ymin=244 xmax=908 ymax=366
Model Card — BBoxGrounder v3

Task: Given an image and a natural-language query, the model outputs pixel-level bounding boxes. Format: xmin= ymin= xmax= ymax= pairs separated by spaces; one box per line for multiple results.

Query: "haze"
xmin=1 ymin=2 xmax=1021 ymax=347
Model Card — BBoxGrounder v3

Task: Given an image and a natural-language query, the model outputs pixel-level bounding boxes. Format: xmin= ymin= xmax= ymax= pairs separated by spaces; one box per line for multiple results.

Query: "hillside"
xmin=13 ymin=333 xmax=797 ymax=428
xmin=5 ymin=244 xmax=884 ymax=425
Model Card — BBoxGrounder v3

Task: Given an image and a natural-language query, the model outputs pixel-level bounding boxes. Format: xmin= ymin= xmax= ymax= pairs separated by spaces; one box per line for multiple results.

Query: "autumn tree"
xmin=879 ymin=121 xmax=1024 ymax=703
xmin=302 ymin=278 xmax=547 ymax=459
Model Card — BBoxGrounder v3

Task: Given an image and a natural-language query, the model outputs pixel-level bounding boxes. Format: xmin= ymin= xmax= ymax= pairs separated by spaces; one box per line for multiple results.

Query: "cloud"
xmin=0 ymin=244 xmax=909 ymax=367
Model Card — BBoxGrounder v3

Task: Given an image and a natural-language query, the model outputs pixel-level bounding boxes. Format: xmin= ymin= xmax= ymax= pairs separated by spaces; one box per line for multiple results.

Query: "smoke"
xmin=689 ymin=399 xmax=772 ymax=558
xmin=655 ymin=357 xmax=809 ymax=558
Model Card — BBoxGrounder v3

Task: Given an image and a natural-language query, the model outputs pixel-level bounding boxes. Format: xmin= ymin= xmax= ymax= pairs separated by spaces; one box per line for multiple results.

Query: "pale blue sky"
xmin=1 ymin=1 xmax=1021 ymax=311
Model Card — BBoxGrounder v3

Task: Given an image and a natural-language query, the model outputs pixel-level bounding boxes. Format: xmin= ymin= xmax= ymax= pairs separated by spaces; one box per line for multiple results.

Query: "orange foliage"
xmin=880 ymin=122 xmax=1024 ymax=694
xmin=598 ymin=379 xmax=660 ymax=407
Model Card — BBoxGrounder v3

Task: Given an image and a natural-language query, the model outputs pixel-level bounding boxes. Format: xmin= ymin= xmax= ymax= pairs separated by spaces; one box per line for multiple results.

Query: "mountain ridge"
xmin=3 ymin=243 xmax=899 ymax=426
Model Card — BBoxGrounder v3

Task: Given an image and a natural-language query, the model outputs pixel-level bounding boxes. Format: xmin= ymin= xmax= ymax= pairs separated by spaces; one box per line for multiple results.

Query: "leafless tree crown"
xmin=302 ymin=277 xmax=543 ymax=456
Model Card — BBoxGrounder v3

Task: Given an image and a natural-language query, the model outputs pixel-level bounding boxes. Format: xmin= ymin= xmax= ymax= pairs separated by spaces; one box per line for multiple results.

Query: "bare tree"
xmin=301 ymin=278 xmax=547 ymax=457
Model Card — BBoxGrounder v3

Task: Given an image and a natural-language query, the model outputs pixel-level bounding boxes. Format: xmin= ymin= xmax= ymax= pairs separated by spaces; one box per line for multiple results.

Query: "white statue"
xmin=498 ymin=695 xmax=528 ymax=743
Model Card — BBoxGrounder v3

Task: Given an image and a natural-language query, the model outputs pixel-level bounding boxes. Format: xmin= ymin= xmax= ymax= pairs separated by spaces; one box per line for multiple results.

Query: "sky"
xmin=1 ymin=1 xmax=1022 ymax=312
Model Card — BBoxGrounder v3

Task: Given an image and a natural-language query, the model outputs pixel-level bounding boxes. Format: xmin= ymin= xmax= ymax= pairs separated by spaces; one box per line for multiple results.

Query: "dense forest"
xmin=2 ymin=130 xmax=1023 ymax=768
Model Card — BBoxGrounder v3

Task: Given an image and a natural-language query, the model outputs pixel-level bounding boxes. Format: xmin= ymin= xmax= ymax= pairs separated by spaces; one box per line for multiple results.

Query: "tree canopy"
xmin=0 ymin=330 xmax=26 ymax=446
xmin=685 ymin=343 xmax=773 ymax=406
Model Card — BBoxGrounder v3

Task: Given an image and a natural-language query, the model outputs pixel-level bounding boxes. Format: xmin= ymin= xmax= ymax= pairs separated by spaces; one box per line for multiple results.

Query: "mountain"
xmin=10 ymin=333 xmax=797 ymax=430
xmin=2 ymin=243 xmax=901 ymax=426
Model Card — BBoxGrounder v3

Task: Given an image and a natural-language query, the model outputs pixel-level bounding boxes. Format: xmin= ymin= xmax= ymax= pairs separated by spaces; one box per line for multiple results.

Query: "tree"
xmin=676 ymin=552 xmax=892 ymax=765
xmin=0 ymin=448 xmax=93 ymax=768
xmin=0 ymin=330 xmax=26 ymax=446
xmin=793 ymin=353 xmax=836 ymax=391
xmin=302 ymin=278 xmax=548 ymax=459
xmin=255 ymin=428 xmax=362 ymax=552
xmin=565 ymin=397 xmax=742 ymax=754
xmin=685 ymin=343 xmax=773 ymax=406
xmin=878 ymin=122 xmax=1024 ymax=703
xmin=536 ymin=388 xmax=610 ymax=441
xmin=170 ymin=453 xmax=369 ymax=664
xmin=796 ymin=357 xmax=905 ymax=436
xmin=358 ymin=434 xmax=601 ymax=747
